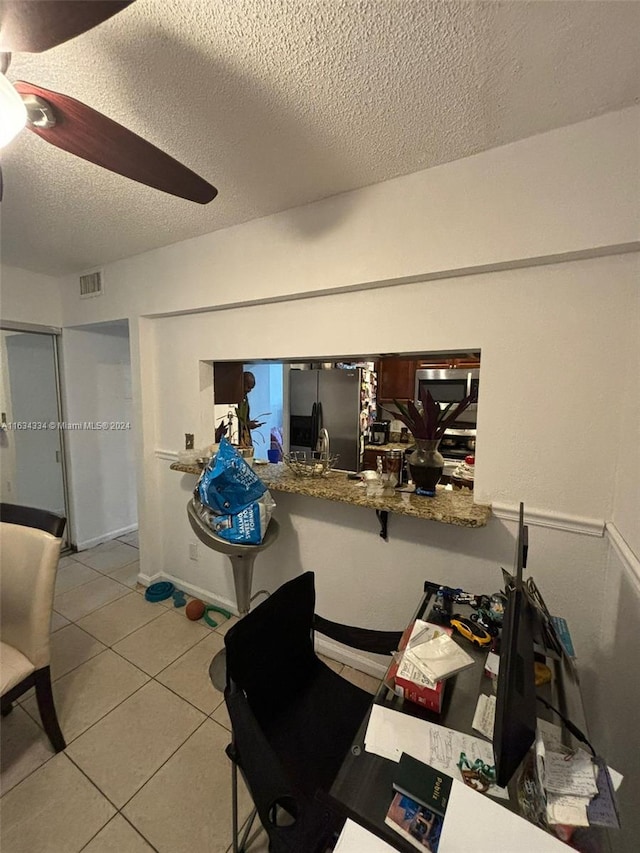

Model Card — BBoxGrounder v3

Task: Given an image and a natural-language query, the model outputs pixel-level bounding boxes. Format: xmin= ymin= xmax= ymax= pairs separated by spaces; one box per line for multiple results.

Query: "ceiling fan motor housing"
xmin=22 ymin=92 xmax=56 ymax=128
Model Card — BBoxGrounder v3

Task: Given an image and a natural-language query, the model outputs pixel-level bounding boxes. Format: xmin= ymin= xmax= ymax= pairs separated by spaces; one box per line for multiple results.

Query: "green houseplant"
xmin=390 ymin=388 xmax=477 ymax=494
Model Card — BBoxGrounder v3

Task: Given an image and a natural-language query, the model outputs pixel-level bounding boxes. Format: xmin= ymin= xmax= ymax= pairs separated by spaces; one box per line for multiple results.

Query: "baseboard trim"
xmin=136 ymin=571 xmax=239 ymax=615
xmin=135 ymin=570 xmax=389 ymax=677
xmin=491 ymin=503 xmax=604 ymax=537
xmin=137 ymin=572 xmax=161 ymax=586
xmin=75 ymin=523 xmax=138 ymax=551
xmin=605 ymin=522 xmax=640 ymax=594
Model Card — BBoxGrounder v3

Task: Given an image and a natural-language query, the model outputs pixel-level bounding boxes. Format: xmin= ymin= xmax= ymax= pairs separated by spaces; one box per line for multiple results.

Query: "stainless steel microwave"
xmin=414 ymin=368 xmax=479 ymax=424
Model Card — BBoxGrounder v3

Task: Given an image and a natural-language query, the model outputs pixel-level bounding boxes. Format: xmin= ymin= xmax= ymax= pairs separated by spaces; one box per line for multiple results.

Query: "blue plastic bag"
xmin=213 ymin=493 xmax=276 ymax=545
xmin=197 ymin=437 xmax=266 ymax=515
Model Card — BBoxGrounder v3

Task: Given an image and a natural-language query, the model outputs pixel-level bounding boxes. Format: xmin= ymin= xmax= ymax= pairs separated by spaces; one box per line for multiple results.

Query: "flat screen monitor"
xmin=493 ymin=503 xmax=537 ymax=788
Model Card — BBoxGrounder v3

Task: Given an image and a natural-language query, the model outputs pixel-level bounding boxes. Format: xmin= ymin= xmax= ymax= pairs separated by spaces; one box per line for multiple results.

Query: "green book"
xmin=393 ymin=753 xmax=452 ymax=818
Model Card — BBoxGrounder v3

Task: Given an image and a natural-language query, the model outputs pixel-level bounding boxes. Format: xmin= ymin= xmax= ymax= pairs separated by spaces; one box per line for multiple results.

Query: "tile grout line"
xmin=73 ymin=600 xmax=169 ymax=648
xmin=76 ymin=808 xmax=161 ymax=853
xmin=18 ymin=667 xmax=152 ymax=745
xmin=29 ymin=584 xmax=180 ymax=708
xmin=115 ymin=812 xmax=162 ymax=853
xmin=113 ymin=715 xmax=213 ymax=815
xmin=18 ymin=596 xmax=174 ymax=704
xmin=59 ymin=549 xmax=139 ymax=577
xmin=19 ymin=630 xmax=224 ymax=746
xmin=5 ymin=679 xmax=229 ymax=838
xmin=54 ymin=582 xmax=133 ymax=623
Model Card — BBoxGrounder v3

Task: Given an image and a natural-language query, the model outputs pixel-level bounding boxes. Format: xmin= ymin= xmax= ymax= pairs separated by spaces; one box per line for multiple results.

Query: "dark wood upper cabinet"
xmin=214 ymin=362 xmax=244 ymax=403
xmin=377 ymin=358 xmax=419 ymax=402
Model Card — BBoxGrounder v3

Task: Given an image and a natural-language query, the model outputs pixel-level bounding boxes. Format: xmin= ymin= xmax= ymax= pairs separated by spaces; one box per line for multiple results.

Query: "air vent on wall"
xmin=79 ymin=270 xmax=103 ymax=298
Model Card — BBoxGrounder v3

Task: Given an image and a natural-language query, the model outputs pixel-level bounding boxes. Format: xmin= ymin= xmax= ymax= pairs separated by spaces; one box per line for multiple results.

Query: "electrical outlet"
xmin=189 ymin=543 xmax=198 ymax=561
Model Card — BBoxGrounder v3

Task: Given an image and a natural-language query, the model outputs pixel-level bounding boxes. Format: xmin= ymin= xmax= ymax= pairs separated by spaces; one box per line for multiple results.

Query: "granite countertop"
xmin=169 ymin=461 xmax=491 ymax=528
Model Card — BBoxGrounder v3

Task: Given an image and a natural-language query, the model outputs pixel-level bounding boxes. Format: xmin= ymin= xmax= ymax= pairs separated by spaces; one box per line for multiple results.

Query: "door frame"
xmin=0 ymin=321 xmax=72 ymax=550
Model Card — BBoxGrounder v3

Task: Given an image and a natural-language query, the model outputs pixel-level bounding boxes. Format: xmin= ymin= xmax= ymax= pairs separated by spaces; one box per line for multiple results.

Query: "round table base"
xmin=209 ymin=648 xmax=227 ymax=692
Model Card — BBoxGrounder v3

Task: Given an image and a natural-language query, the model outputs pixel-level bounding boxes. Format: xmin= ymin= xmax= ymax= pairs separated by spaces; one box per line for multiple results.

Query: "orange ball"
xmin=186 ymin=599 xmax=205 ymax=621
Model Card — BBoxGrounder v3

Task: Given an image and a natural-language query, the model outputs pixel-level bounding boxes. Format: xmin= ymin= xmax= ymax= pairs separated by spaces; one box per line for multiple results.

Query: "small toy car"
xmin=450 ymin=615 xmax=493 ymax=647
xmin=437 ymin=586 xmax=481 ymax=608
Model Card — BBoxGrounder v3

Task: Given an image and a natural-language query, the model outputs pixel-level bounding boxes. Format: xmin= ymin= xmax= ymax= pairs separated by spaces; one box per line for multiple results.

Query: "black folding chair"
xmin=220 ymin=571 xmax=402 ymax=853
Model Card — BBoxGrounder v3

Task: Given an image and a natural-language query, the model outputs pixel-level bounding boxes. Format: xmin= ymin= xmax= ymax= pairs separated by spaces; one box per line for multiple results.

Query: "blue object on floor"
xmin=145 ymin=581 xmax=175 ymax=602
xmin=172 ymin=590 xmax=187 ymax=608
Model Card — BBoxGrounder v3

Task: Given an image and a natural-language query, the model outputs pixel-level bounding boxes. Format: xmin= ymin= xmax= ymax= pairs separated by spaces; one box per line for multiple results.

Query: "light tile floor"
xmin=0 ymin=534 xmax=381 ymax=852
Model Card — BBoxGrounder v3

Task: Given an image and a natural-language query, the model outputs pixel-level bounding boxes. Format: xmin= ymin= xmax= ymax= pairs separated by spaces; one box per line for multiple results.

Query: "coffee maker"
xmin=369 ymin=421 xmax=390 ymax=445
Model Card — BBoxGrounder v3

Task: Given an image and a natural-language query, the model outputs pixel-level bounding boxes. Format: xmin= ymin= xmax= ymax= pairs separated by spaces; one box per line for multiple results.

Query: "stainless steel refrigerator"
xmin=289 ymin=367 xmax=376 ymax=472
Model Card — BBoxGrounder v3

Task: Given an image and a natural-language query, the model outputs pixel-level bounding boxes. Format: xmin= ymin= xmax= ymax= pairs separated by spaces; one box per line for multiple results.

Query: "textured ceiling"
xmin=1 ymin=0 xmax=639 ymax=276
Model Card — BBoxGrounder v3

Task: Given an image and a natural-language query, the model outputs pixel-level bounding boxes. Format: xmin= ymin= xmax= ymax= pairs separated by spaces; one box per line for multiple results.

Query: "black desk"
xmin=328 ymin=586 xmax=612 ymax=852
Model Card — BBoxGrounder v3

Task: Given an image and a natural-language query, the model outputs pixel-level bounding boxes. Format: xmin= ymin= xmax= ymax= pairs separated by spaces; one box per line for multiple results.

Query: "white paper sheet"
xmin=404 ymin=632 xmax=475 ymax=683
xmin=546 ymin=793 xmax=591 ymax=827
xmin=545 ymin=749 xmax=598 ymax=797
xmin=438 ymin=779 xmax=569 ymax=852
xmin=484 ymin=651 xmax=500 ymax=676
xmin=607 ymin=766 xmax=623 ymax=792
xmin=365 ymin=704 xmax=509 ymax=799
xmin=333 ymin=819 xmax=397 ymax=853
xmin=537 ymin=718 xmax=564 ymax=751
xmin=472 ymin=693 xmax=496 ymax=740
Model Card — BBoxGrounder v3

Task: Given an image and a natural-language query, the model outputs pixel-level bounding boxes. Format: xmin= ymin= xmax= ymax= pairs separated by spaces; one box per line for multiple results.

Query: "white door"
xmin=1 ymin=331 xmax=67 ymax=534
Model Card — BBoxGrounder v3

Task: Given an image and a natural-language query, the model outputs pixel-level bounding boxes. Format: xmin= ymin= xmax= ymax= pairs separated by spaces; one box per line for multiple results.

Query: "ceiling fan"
xmin=0 ymin=0 xmax=217 ymax=203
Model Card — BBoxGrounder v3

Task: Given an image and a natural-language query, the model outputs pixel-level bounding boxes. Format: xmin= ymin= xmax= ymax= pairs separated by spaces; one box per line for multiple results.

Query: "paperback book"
xmin=385 ymin=792 xmax=445 ymax=852
xmin=393 ymin=753 xmax=452 ymax=817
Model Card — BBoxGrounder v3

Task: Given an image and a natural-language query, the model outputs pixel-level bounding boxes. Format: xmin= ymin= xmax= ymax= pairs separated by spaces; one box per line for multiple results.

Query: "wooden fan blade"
xmin=0 ymin=1 xmax=134 ymax=53
xmin=15 ymin=82 xmax=218 ymax=204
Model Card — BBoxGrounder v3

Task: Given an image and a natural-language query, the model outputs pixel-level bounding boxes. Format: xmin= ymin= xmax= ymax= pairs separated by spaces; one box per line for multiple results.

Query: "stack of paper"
xmin=396 ymin=621 xmax=445 ymax=689
xmin=403 ymin=632 xmax=475 ymax=684
xmin=365 ymin=704 xmax=509 ymax=800
xmin=535 ymin=722 xmax=622 ymax=828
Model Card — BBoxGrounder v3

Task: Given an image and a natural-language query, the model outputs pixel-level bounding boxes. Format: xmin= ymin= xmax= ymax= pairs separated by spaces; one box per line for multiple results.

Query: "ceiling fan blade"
xmin=0 ymin=1 xmax=134 ymax=53
xmin=15 ymin=82 xmax=218 ymax=204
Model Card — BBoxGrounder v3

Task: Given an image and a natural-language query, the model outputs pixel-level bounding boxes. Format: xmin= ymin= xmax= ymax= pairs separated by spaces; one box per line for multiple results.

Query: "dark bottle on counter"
xmin=400 ymin=428 xmax=409 ymax=443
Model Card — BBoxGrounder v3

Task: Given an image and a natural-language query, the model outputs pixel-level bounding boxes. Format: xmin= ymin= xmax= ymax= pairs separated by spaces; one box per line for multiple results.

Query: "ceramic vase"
xmin=408 ymin=438 xmax=444 ymax=495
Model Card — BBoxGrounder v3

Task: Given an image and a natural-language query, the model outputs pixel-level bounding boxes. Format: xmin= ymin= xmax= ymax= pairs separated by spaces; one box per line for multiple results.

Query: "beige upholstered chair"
xmin=0 ymin=505 xmax=67 ymax=752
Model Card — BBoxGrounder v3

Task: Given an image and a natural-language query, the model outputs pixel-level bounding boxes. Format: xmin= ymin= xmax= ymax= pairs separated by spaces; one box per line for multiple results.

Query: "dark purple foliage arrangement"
xmin=390 ymin=387 xmax=477 ymax=441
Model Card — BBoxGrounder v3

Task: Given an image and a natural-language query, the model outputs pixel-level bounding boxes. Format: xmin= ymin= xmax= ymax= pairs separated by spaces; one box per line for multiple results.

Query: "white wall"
xmin=611 ymin=285 xmax=640 ymax=557
xmin=59 ymin=107 xmax=639 ymax=326
xmin=0 ymin=265 xmax=63 ymax=328
xmin=151 ymin=255 xmax=637 ymax=521
xmin=587 ymin=536 xmax=640 ymax=848
xmin=61 ymin=322 xmax=137 ymax=548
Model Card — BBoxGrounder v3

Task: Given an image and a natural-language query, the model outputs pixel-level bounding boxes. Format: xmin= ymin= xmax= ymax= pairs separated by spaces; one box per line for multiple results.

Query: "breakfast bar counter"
xmin=170 ymin=461 xmax=491 ymax=529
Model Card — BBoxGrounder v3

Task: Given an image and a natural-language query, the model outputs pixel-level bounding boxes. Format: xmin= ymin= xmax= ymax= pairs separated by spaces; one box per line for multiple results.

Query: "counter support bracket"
xmin=376 ymin=510 xmax=389 ymax=541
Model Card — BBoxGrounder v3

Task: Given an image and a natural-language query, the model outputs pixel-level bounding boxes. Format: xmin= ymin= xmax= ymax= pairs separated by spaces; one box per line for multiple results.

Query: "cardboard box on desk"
xmin=387 ymin=620 xmax=451 ymax=714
